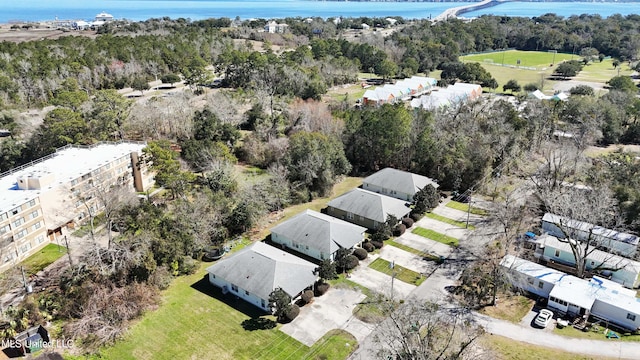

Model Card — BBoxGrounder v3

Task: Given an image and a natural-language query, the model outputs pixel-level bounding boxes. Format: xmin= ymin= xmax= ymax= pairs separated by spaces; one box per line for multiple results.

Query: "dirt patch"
xmin=585 ymin=144 xmax=640 ymax=157
xmin=479 ymin=295 xmax=535 ymax=323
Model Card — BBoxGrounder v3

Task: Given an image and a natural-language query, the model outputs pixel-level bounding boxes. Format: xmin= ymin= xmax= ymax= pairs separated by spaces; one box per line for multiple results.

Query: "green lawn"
xmin=425 ymin=212 xmax=475 ymax=230
xmin=482 ymin=334 xmax=618 ymax=360
xmin=412 ymin=227 xmax=459 ymax=247
xmin=20 ymin=243 xmax=67 ymax=276
xmin=368 ymin=258 xmax=425 ymax=286
xmin=445 ymin=201 xmax=488 ymax=216
xmin=386 ymin=240 xmax=440 ymax=261
xmin=573 ymin=59 xmax=634 ymax=83
xmin=98 ymin=263 xmax=357 ymax=360
xmin=460 ymin=50 xmax=576 ymax=69
xmin=554 ymin=324 xmax=640 ymax=342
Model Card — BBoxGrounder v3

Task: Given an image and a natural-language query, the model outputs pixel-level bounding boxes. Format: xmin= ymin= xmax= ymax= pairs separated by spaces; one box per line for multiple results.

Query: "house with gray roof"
xmin=206 ymin=242 xmax=317 ymax=312
xmin=362 ymin=167 xmax=438 ymax=201
xmin=327 ymin=188 xmax=411 ymax=230
xmin=270 ymin=209 xmax=366 ymax=261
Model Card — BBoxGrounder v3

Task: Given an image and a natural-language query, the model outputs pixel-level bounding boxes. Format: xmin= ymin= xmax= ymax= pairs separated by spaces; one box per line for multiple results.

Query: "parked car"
xmin=534 ymin=309 xmax=554 ymax=328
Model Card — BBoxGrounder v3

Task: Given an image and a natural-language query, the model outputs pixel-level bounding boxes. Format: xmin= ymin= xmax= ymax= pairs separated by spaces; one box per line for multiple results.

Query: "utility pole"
xmin=466 ymin=191 xmax=472 ymax=229
xmin=390 ymin=260 xmax=395 ymax=299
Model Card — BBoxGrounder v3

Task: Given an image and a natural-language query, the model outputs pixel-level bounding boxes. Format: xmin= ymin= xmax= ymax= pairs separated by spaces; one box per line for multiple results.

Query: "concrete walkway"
xmin=378 ymin=245 xmax=435 ymax=275
xmin=414 ymin=217 xmax=471 ymax=241
xmin=394 ymin=232 xmax=453 ymax=257
xmin=348 ymin=263 xmax=415 ymax=299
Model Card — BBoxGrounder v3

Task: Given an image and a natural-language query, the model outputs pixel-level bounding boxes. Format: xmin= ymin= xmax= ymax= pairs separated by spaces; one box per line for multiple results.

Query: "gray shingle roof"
xmin=327 ymin=188 xmax=411 ymax=223
xmin=206 ymin=242 xmax=317 ymax=299
xmin=270 ymin=210 xmax=366 ymax=255
xmin=363 ymin=168 xmax=439 ymax=197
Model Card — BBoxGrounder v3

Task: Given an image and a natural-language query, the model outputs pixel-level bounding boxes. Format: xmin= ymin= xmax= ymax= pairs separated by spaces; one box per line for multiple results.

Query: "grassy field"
xmin=479 ymin=295 xmax=534 ymax=323
xmin=445 ymin=201 xmax=488 ymax=216
xmin=482 ymin=334 xmax=619 ymax=360
xmin=21 ymin=243 xmax=67 ymax=276
xmin=99 ymin=263 xmax=357 ymax=360
xmin=460 ymin=50 xmax=576 ymax=69
xmin=368 ymin=258 xmax=425 ymax=286
xmin=425 ymin=212 xmax=475 ymax=230
xmin=573 ymin=59 xmax=634 ymax=83
xmin=412 ymin=227 xmax=459 ymax=247
xmin=386 ymin=239 xmax=440 ymax=261
xmin=554 ymin=324 xmax=640 ymax=342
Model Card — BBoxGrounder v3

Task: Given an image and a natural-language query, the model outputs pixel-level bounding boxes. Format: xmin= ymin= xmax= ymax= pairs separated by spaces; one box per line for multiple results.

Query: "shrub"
xmin=371 ymin=240 xmax=384 ymax=249
xmin=344 ymin=255 xmax=359 ymax=270
xmin=410 ymin=212 xmax=422 ymax=222
xmin=301 ymin=290 xmax=314 ymax=304
xmin=148 ymin=266 xmax=173 ymax=290
xmin=362 ymin=242 xmax=375 ymax=252
xmin=402 ymin=217 xmax=414 ymax=228
xmin=393 ymin=224 xmax=407 ymax=236
xmin=315 ymin=282 xmax=330 ymax=296
xmin=353 ymin=248 xmax=368 ymax=260
xmin=284 ymin=304 xmax=300 ymax=322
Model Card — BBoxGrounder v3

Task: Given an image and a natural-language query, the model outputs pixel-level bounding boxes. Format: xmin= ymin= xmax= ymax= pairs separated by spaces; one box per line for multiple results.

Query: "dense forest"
xmin=1 ymin=13 xmax=640 ymax=350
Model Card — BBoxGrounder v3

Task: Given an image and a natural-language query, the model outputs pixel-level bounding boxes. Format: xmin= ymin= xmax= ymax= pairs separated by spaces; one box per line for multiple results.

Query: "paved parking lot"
xmin=280 ymin=287 xmax=373 ymax=346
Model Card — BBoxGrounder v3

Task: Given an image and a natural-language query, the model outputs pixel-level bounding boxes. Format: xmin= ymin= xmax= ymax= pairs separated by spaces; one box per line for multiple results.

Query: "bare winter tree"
xmin=537 ymin=184 xmax=630 ymax=278
xmin=374 ymin=300 xmax=484 ymax=360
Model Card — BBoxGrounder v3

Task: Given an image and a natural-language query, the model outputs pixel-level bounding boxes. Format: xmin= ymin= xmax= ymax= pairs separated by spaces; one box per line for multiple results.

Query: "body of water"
xmin=465 ymin=2 xmax=640 ymax=18
xmin=1 ymin=0 xmax=639 ymax=23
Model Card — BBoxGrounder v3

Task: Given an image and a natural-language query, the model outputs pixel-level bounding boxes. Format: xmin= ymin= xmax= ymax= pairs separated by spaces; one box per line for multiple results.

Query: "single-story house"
xmin=270 ymin=209 xmax=366 ymax=261
xmin=502 ymin=255 xmax=640 ymax=331
xmin=542 ymin=213 xmax=639 ymax=258
xmin=362 ymin=88 xmax=397 ymax=106
xmin=449 ymin=82 xmax=483 ymax=100
xmin=532 ymin=234 xmax=640 ymax=288
xmin=500 ymin=254 xmax=567 ymax=298
xmin=206 ymin=242 xmax=317 ymax=312
xmin=327 ymin=188 xmax=411 ymax=230
xmin=362 ymin=167 xmax=439 ymax=202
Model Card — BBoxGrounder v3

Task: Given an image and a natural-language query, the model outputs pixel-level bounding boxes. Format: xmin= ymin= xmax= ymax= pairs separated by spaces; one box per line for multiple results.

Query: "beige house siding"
xmin=0 ymin=197 xmax=48 ymax=272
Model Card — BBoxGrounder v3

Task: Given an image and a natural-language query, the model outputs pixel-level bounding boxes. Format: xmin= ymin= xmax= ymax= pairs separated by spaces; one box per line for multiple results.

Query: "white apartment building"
xmin=0 ymin=141 xmax=153 ymax=272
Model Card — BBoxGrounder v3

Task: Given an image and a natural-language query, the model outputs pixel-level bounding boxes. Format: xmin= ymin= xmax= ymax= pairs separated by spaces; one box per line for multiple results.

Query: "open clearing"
xmin=20 ymin=243 xmax=67 ymax=276
xmin=460 ymin=50 xmax=576 ymax=69
xmin=98 ymin=263 xmax=356 ymax=360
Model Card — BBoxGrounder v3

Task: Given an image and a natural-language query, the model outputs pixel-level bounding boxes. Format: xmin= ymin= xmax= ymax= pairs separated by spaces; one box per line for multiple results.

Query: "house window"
xmin=347 ymin=212 xmax=354 ymax=220
xmin=11 ymin=208 xmax=19 ymax=216
xmin=527 ymin=278 xmax=534 ymax=285
xmin=30 ymin=210 xmax=39 ymax=219
xmin=538 ymin=281 xmax=544 ymax=289
xmin=0 ymin=224 xmax=9 ymax=235
xmin=231 ymin=284 xmax=238 ymax=292
xmin=211 ymin=274 xmax=215 ymax=279
xmin=36 ymin=235 xmax=45 ymax=244
xmin=20 ymin=243 xmax=31 ymax=253
xmin=261 ymin=299 xmax=266 ymax=308
xmin=32 ymin=222 xmax=41 ymax=231
xmin=627 ymin=313 xmax=636 ymax=321
xmin=305 ymin=245 xmax=309 ymax=250
xmin=15 ymin=229 xmax=27 ymax=239
xmin=590 ymin=261 xmax=595 ymax=266
xmin=0 ymin=212 xmax=7 ymax=221
xmin=554 ymin=249 xmax=560 ymax=257
xmin=28 ymin=199 xmax=36 ymax=207
xmin=245 ymin=290 xmax=250 ymax=296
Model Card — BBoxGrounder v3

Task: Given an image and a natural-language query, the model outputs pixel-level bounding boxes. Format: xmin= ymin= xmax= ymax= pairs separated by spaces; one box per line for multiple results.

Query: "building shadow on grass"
xmin=191 ymin=275 xmax=275 ymax=330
